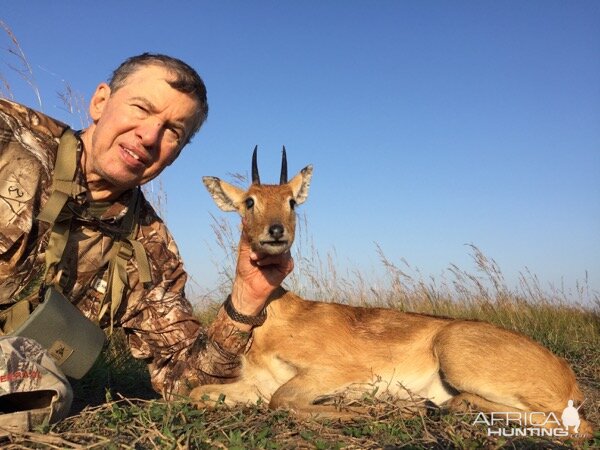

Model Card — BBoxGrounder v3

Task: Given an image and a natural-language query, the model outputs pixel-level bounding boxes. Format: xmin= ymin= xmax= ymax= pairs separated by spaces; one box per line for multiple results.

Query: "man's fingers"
xmin=283 ymin=255 xmax=294 ymax=273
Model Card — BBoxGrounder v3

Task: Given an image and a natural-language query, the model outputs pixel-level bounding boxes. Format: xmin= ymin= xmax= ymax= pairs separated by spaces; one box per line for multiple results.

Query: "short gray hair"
xmin=109 ymin=53 xmax=208 ymax=144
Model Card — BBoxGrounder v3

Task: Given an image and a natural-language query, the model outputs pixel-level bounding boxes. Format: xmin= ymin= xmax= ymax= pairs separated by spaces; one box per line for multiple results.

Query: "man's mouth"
xmin=124 ymin=147 xmax=140 ymax=161
xmin=121 ymin=145 xmax=147 ymax=168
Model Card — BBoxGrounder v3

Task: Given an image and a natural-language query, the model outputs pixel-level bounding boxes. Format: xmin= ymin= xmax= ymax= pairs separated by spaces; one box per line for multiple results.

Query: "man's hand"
xmin=230 ymin=231 xmax=294 ymax=323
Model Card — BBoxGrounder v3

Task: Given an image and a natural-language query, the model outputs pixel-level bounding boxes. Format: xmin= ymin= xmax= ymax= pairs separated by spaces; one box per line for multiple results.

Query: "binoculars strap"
xmin=35 ymin=129 xmax=152 ymax=331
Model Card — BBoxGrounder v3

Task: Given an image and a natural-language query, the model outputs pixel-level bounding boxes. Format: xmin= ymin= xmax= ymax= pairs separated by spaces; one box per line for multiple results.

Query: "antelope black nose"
xmin=269 ymin=224 xmax=284 ymax=240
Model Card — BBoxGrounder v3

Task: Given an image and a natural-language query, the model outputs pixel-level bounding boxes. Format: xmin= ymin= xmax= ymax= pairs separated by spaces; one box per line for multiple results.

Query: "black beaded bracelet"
xmin=223 ymin=295 xmax=267 ymax=327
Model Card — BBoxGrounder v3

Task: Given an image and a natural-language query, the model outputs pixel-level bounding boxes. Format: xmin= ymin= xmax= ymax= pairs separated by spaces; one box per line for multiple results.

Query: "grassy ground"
xmin=2 ymin=262 xmax=599 ymax=449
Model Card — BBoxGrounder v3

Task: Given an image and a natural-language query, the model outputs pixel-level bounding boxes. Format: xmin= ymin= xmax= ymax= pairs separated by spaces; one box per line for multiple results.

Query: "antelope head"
xmin=203 ymin=146 xmax=313 ymax=256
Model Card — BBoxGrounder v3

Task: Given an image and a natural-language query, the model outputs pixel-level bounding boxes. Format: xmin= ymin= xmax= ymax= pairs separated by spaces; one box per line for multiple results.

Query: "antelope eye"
xmin=245 ymin=198 xmax=255 ymax=209
xmin=289 ymin=199 xmax=297 ymax=210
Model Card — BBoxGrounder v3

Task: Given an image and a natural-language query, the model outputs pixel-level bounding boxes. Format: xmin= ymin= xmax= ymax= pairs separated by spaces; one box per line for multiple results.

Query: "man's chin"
xmin=89 ymin=171 xmax=144 ymax=199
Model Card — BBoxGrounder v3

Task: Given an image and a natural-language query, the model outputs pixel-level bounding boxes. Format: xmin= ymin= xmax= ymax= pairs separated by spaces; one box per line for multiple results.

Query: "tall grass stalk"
xmin=0 ymin=20 xmax=42 ymax=109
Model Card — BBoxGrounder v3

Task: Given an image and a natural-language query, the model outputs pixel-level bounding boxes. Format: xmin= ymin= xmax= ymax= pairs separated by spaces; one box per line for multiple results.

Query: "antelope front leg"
xmin=268 ymin=374 xmax=373 ymax=419
xmin=189 ymin=382 xmax=264 ymax=408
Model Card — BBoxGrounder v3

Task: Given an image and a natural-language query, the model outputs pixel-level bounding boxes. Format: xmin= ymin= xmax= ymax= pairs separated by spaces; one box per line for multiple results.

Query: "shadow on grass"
xmin=68 ymin=329 xmax=158 ymax=415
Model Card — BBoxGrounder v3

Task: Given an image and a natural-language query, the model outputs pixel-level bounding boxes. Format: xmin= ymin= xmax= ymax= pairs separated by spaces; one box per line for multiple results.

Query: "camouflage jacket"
xmin=0 ymin=98 xmax=250 ymax=398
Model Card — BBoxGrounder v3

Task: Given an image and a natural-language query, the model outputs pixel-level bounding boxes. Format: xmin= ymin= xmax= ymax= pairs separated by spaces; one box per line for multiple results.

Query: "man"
xmin=0 ymin=53 xmax=293 ymax=399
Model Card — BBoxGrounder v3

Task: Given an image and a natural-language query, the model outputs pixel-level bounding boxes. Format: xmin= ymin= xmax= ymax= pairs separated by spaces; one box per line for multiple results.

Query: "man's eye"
xmin=133 ymin=104 xmax=148 ymax=113
xmin=166 ymin=127 xmax=181 ymax=141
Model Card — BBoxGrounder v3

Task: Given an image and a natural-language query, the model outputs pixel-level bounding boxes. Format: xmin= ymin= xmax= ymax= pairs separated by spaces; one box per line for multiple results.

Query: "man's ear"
xmin=89 ymin=83 xmax=111 ymax=122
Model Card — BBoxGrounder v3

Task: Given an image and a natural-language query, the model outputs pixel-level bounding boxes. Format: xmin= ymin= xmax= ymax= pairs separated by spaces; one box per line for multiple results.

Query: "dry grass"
xmin=4 ymin=392 xmax=598 ymax=449
xmin=0 ymin=20 xmax=42 ymax=109
xmin=1 ymin=20 xmax=89 ymax=127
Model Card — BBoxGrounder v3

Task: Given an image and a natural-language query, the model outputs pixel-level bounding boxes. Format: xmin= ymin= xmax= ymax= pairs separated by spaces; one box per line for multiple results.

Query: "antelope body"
xmin=192 ymin=148 xmax=592 ymax=435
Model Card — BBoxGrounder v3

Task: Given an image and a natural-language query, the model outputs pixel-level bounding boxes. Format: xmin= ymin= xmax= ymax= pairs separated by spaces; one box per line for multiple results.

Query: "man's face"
xmin=83 ymin=65 xmax=199 ymax=199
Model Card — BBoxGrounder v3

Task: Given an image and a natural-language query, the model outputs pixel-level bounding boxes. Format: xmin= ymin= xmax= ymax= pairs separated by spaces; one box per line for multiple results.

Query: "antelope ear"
xmin=288 ymin=165 xmax=313 ymax=205
xmin=202 ymin=176 xmax=246 ymax=212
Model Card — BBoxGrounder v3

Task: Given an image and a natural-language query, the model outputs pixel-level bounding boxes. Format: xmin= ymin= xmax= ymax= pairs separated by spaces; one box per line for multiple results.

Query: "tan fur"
xmin=194 ymin=159 xmax=593 ymax=436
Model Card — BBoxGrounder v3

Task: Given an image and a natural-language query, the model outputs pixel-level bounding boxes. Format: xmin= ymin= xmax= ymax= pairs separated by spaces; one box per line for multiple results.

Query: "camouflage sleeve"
xmin=120 ymin=203 xmax=251 ymax=399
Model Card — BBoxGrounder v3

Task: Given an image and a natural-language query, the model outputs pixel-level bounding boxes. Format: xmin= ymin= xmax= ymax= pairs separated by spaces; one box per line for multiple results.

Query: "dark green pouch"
xmin=12 ymin=287 xmax=106 ymax=379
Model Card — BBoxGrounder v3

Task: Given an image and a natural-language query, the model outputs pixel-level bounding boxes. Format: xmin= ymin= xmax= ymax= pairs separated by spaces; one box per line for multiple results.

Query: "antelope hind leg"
xmin=435 ymin=322 xmax=595 ymax=436
xmin=445 ymin=392 xmax=521 ymax=414
xmin=435 ymin=321 xmax=583 ymax=411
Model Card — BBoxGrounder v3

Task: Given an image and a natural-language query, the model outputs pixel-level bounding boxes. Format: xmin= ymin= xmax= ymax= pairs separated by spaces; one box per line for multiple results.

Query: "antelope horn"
xmin=251 ymin=145 xmax=260 ymax=184
xmin=280 ymin=146 xmax=288 ymax=184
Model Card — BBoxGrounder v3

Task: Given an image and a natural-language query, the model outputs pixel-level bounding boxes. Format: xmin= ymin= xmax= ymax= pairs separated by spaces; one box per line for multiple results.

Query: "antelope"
xmin=191 ymin=147 xmax=593 ymax=436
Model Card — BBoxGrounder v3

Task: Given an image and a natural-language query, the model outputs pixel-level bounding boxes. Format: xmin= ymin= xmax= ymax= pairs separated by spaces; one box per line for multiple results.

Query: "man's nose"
xmin=137 ymin=120 xmax=163 ymax=147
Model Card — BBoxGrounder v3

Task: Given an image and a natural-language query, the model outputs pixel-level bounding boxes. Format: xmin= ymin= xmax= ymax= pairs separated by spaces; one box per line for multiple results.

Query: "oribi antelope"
xmin=191 ymin=148 xmax=592 ymax=436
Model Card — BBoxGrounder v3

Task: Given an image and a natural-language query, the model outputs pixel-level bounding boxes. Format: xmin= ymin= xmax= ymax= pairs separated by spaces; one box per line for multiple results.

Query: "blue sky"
xmin=2 ymin=1 xmax=599 ymax=302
